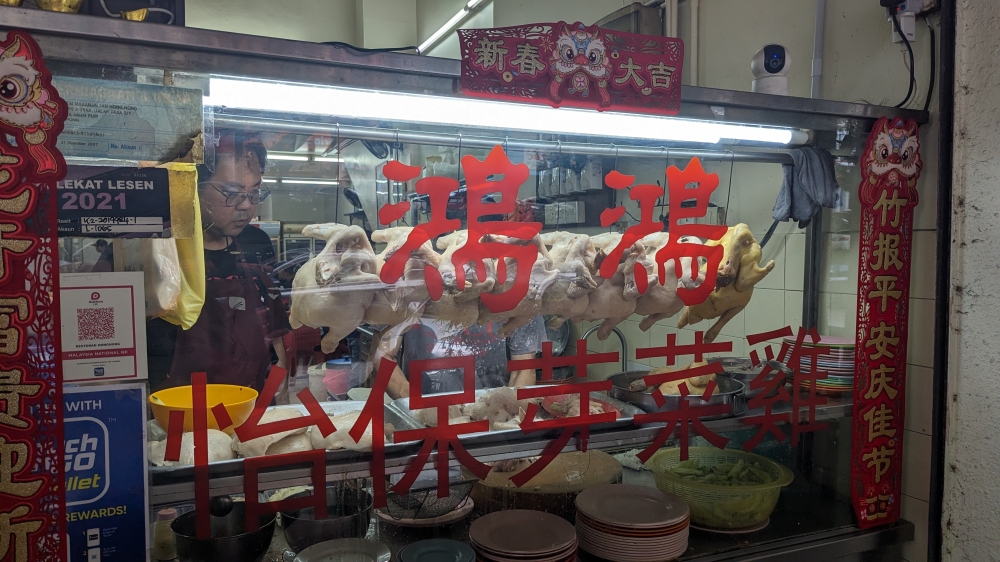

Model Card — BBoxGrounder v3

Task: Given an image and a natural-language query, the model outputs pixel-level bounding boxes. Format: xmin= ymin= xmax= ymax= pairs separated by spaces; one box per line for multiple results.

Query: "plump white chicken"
xmin=290 ymin=224 xmax=381 ymax=353
xmin=309 ymin=410 xmax=390 ymax=452
xmin=634 ymin=232 xmax=705 ymax=331
xmin=539 ymin=232 xmax=598 ymax=328
xmin=476 ymin=235 xmax=559 ymax=337
xmin=231 ymin=407 xmax=308 ymax=458
xmin=573 ymin=240 xmax=645 ymax=340
xmin=149 ymin=429 xmax=235 ymax=466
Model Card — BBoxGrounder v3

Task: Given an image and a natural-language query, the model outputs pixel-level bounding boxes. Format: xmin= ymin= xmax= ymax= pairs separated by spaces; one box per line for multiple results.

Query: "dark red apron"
xmin=168 ymin=239 xmax=273 ymax=391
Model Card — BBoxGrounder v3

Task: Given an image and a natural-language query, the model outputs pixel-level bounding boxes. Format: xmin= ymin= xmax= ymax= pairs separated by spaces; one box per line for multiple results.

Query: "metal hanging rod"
xmin=213 ymin=115 xmax=795 ymax=164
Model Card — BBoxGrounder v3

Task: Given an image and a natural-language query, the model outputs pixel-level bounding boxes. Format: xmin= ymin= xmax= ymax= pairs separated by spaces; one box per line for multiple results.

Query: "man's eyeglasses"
xmin=201 ymin=182 xmax=272 ymax=207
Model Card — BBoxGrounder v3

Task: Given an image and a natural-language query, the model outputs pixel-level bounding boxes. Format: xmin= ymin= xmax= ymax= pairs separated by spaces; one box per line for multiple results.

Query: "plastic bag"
xmin=120 ymin=163 xmax=205 ymax=328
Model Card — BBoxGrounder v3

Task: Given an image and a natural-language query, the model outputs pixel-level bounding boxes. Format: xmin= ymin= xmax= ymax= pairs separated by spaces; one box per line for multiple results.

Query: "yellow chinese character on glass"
xmin=0 ymin=437 xmax=41 ymax=498
xmin=614 ymin=57 xmax=645 ymax=88
xmin=0 ymin=369 xmax=40 ymax=429
xmin=646 ymin=61 xmax=676 ymax=89
xmin=873 ymin=188 xmax=907 ymax=228
xmin=864 ymin=364 xmax=898 ymax=400
xmin=474 ymin=37 xmax=510 ymax=72
xmin=862 ymin=445 xmax=895 ymax=483
xmin=870 ymin=275 xmax=902 ymax=312
xmin=865 ymin=322 xmax=899 ymax=361
xmin=510 ymin=43 xmax=545 ymax=76
xmin=0 ymin=506 xmax=42 ymax=562
xmin=862 ymin=403 xmax=897 ymax=441
xmin=0 ymin=298 xmax=27 ymax=356
xmin=871 ymin=232 xmax=903 ymax=271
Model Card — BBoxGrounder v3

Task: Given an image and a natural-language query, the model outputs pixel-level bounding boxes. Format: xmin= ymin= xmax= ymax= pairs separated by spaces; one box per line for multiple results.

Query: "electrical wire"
xmin=923 ymin=16 xmax=937 ymax=113
xmin=321 ymin=41 xmax=418 ymax=53
xmin=99 ymin=0 xmax=174 ymax=24
xmin=891 ymin=11 xmax=916 ymax=108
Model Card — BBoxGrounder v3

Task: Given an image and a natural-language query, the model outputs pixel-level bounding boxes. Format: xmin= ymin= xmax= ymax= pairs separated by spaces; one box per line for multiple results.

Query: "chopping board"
xmin=465 ymin=451 xmax=622 ymax=521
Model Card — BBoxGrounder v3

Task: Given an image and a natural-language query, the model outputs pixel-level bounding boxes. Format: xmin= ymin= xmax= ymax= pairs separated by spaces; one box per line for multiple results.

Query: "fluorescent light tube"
xmin=207 ymin=78 xmax=796 ymax=145
xmin=268 ymin=154 xmax=343 ymax=162
xmin=266 ymin=178 xmax=340 ymax=185
xmin=418 ymin=8 xmax=469 ymax=54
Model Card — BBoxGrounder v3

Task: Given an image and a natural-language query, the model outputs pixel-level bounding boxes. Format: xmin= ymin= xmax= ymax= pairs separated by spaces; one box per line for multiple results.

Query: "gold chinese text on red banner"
xmin=459 ymin=22 xmax=684 ymax=115
xmin=0 ymin=30 xmax=69 ymax=562
xmin=850 ymin=116 xmax=922 ymax=528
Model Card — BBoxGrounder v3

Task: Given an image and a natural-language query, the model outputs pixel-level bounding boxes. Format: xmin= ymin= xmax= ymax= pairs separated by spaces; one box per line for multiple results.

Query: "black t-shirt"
xmin=147 ymin=226 xmax=290 ymax=391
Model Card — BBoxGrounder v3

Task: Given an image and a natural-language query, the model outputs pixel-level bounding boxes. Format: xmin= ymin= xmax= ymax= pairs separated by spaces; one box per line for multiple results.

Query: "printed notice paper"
xmin=60 ymin=272 xmax=148 ymax=382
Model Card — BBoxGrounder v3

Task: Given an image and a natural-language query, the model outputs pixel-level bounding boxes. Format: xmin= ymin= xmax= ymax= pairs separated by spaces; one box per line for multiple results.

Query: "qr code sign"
xmin=77 ymin=308 xmax=115 ymax=340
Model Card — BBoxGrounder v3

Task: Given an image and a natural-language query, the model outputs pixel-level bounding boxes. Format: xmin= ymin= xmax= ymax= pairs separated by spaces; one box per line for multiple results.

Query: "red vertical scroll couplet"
xmin=0 ymin=30 xmax=68 ymax=562
xmin=850 ymin=116 xmax=922 ymax=529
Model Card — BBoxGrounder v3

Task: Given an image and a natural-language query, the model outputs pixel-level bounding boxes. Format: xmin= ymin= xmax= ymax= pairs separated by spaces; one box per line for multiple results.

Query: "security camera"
xmin=751 ymin=44 xmax=790 ymax=95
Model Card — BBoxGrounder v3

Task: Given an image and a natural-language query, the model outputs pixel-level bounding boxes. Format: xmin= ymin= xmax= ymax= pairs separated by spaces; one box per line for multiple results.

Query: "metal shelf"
xmin=148 ymin=396 xmax=852 ymax=507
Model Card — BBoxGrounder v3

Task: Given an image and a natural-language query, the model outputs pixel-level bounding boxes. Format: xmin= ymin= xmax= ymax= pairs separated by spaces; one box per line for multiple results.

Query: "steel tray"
xmin=608 ymin=371 xmax=747 ymax=419
xmin=390 ymin=386 xmax=644 ymax=448
xmin=148 ymin=401 xmax=423 ymax=478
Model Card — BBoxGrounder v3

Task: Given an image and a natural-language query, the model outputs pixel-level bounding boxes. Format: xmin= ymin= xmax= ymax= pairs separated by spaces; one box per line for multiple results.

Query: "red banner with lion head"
xmin=459 ymin=22 xmax=684 ymax=115
xmin=0 ymin=30 xmax=68 ymax=562
xmin=850 ymin=116 xmax=922 ymax=528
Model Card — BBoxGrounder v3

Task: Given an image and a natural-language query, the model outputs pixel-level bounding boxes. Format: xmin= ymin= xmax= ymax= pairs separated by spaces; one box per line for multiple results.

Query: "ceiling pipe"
xmin=811 ymin=0 xmax=826 ymax=98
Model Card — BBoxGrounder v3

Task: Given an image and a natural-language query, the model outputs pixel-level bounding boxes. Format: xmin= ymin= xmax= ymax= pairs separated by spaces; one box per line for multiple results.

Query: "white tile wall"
xmin=744 ymin=288 xmax=787 ymax=336
xmin=909 ymin=230 xmax=937 ymax=301
xmin=784 ymin=291 xmax=804 ymax=330
xmin=902 ymin=430 xmax=931 ymax=503
xmin=756 ymin=234 xmax=786 ymax=290
xmin=785 ymin=233 xmax=806 ymax=291
xmin=907 ymin=298 xmax=935 ymax=369
xmin=905 ymin=365 xmax=933 ymax=436
xmin=902 ymin=495 xmax=930 ymax=562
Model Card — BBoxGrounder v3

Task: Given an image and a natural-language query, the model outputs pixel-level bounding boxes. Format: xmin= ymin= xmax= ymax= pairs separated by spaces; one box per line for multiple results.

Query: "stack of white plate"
xmin=575 ymin=484 xmax=690 ymax=562
xmin=469 ymin=510 xmax=577 ymax=562
xmin=784 ymin=335 xmax=856 ymax=395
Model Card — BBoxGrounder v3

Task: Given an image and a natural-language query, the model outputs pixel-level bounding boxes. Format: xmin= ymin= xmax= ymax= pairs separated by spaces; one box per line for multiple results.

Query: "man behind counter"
xmin=145 ymin=131 xmax=290 ymax=393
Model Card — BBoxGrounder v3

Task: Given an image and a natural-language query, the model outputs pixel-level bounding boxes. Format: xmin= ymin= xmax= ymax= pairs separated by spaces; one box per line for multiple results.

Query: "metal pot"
xmin=281 ymin=487 xmax=373 ymax=553
xmin=172 ymin=503 xmax=276 ymax=562
xmin=608 ymin=371 xmax=746 ymax=419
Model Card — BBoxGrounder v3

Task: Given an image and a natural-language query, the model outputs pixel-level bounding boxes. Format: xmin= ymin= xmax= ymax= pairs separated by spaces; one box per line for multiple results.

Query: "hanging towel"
xmin=772 ymin=147 xmax=841 ymax=228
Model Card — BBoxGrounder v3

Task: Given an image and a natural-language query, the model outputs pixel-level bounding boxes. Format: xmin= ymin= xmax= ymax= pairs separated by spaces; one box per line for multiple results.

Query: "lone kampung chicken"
xmin=289 ymin=224 xmax=380 ymax=353
xmin=677 ymin=223 xmax=775 ymax=343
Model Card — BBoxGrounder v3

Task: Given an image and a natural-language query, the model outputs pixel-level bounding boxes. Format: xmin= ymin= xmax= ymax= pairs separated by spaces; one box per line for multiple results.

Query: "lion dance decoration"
xmin=548 ymin=23 xmax=613 ymax=107
xmin=850 ymin=116 xmax=922 ymax=530
xmin=0 ymin=35 xmax=62 ymax=176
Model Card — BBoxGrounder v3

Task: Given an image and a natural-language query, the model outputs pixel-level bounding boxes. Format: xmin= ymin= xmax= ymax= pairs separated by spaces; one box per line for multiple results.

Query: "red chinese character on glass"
xmin=348 ymin=357 xmax=398 ymax=509
xmin=633 ymin=331 xmax=733 ymax=462
xmin=377 ymin=161 xmax=455 ymax=300
xmin=450 ymin=146 xmax=541 ymax=313
xmin=597 ymin=158 xmax=726 ymax=305
xmin=505 ymin=341 xmax=620 ymax=486
xmin=786 ymin=327 xmax=830 ymax=445
xmin=162 ymin=368 xmax=336 ymax=539
xmin=741 ymin=327 xmax=794 ymax=451
xmin=656 ymin=158 xmax=728 ymax=305
xmin=391 ymin=356 xmax=492 ymax=498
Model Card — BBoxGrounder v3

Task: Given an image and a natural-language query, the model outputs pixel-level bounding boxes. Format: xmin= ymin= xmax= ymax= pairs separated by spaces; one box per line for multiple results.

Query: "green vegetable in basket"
xmin=666 ymin=458 xmax=777 ymax=486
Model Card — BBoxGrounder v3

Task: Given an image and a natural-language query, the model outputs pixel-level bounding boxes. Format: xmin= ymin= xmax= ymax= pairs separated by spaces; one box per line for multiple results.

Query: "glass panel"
xmin=48 ymin=60 xmax=871 ymax=559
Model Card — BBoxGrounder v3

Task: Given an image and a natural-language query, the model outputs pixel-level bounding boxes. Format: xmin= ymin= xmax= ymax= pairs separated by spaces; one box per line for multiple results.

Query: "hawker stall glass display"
xmin=0 ymin=14 xmax=929 ymax=561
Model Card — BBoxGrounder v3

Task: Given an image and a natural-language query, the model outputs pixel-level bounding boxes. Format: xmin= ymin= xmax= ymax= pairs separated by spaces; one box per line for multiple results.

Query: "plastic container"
xmin=646 ymin=447 xmax=794 ymax=530
xmin=153 ymin=508 xmax=178 ymax=561
xmin=324 ymin=358 xmax=352 ymax=398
